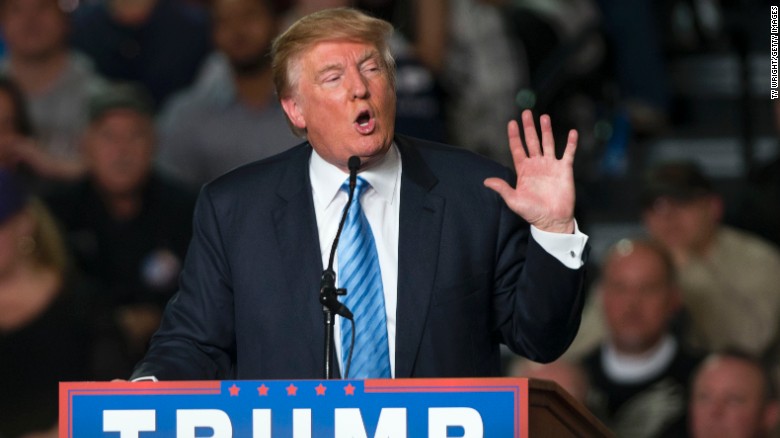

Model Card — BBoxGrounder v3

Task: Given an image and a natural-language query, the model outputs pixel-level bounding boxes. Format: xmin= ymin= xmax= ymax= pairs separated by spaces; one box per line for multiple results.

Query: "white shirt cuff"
xmin=131 ymin=376 xmax=159 ymax=382
xmin=530 ymin=220 xmax=588 ymax=269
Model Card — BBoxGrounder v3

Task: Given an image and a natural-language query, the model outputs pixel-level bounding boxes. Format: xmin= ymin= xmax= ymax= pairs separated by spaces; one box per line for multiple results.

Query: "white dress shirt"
xmin=309 ymin=143 xmax=589 ymax=377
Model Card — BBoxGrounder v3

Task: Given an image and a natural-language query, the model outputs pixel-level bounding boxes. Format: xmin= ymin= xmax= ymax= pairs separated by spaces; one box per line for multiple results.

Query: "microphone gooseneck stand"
xmin=320 ymin=156 xmax=360 ymax=379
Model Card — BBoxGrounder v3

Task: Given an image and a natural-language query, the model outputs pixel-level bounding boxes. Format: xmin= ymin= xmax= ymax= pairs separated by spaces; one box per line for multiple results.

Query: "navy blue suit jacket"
xmin=131 ymin=135 xmax=586 ymax=380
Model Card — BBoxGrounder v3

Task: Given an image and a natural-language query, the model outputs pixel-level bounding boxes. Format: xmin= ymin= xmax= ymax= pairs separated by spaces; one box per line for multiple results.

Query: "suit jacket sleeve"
xmin=131 ymin=185 xmax=236 ymax=380
xmin=491 ymin=167 xmax=587 ymax=363
xmin=395 ymin=138 xmax=587 ymax=376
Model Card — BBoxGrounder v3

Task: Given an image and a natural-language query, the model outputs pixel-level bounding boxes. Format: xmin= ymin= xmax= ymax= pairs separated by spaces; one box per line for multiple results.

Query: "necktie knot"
xmin=342 ymin=175 xmax=369 ymax=198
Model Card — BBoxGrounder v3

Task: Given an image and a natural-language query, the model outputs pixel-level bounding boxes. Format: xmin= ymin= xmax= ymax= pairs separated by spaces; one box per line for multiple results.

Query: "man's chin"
xmin=613 ymin=337 xmax=657 ymax=355
xmin=355 ymin=142 xmax=391 ymax=167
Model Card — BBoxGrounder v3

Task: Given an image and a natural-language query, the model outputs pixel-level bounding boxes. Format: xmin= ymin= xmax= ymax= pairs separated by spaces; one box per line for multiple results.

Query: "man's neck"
xmin=9 ymin=50 xmax=69 ymax=96
xmin=101 ymin=191 xmax=143 ymax=221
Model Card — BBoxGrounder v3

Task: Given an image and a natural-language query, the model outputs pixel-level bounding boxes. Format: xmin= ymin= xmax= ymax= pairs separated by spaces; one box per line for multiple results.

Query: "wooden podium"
xmin=529 ymin=379 xmax=614 ymax=438
xmin=61 ymin=378 xmax=614 ymax=437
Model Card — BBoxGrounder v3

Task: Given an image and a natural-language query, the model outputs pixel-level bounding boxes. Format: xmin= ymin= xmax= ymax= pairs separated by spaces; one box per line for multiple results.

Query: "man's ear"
xmin=281 ymin=96 xmax=306 ymax=130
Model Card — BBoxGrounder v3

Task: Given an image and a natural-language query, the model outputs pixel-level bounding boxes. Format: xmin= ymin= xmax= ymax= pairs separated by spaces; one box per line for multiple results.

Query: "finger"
xmin=506 ymin=119 xmax=527 ymax=169
xmin=521 ymin=109 xmax=541 ymax=157
xmin=562 ymin=129 xmax=578 ymax=164
xmin=540 ymin=114 xmax=555 ymax=158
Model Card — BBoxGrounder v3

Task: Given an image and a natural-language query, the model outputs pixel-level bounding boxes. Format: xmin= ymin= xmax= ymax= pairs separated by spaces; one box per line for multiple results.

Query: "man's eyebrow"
xmin=315 ymin=62 xmax=344 ymax=80
xmin=358 ymin=49 xmax=381 ymax=66
xmin=314 ymin=49 xmax=382 ymax=80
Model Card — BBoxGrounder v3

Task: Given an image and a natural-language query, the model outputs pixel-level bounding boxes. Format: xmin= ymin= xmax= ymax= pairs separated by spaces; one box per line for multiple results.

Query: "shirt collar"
xmin=602 ymin=334 xmax=678 ymax=384
xmin=309 ymin=143 xmax=401 ymax=209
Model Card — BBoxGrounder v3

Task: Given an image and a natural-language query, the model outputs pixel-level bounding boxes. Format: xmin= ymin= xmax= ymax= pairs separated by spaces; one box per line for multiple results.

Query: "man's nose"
xmin=348 ymin=70 xmax=369 ymax=99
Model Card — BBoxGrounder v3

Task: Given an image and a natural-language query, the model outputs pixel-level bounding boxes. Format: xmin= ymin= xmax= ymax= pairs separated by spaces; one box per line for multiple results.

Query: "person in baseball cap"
xmin=640 ymin=160 xmax=715 ymax=210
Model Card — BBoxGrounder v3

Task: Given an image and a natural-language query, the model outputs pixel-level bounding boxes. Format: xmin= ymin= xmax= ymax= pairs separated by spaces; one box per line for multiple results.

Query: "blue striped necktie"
xmin=339 ymin=176 xmax=391 ymax=378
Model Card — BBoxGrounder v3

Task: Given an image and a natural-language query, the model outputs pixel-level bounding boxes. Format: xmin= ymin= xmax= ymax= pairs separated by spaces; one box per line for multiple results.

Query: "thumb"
xmin=484 ymin=177 xmax=515 ymax=202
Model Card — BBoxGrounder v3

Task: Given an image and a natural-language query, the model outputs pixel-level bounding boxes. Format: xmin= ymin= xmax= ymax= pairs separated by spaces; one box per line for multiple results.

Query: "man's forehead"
xmin=697 ymin=359 xmax=765 ymax=391
xmin=302 ymin=40 xmax=379 ymax=63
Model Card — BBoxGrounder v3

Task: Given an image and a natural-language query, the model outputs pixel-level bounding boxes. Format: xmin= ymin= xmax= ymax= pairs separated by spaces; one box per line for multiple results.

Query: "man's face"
xmin=1 ymin=0 xmax=67 ymax=60
xmin=690 ymin=357 xmax=771 ymax=438
xmin=600 ymin=245 xmax=677 ymax=354
xmin=642 ymin=195 xmax=720 ymax=256
xmin=281 ymin=40 xmax=396 ymax=171
xmin=212 ymin=0 xmax=276 ymax=73
xmin=86 ymin=110 xmax=154 ymax=196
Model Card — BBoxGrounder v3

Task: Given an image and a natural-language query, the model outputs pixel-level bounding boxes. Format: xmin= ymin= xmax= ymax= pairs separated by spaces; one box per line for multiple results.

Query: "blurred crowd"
xmin=0 ymin=0 xmax=778 ymax=436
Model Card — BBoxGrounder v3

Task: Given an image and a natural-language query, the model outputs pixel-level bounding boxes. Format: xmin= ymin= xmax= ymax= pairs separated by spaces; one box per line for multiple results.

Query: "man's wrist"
xmin=530 ymin=220 xmax=588 ymax=269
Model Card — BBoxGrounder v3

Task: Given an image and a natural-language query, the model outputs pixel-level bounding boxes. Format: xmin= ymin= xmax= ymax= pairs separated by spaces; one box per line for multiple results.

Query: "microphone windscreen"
xmin=348 ymin=156 xmax=361 ymax=173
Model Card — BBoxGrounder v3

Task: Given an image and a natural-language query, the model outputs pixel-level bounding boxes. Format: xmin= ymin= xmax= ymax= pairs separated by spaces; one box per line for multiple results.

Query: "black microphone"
xmin=319 ymin=156 xmax=361 ymax=319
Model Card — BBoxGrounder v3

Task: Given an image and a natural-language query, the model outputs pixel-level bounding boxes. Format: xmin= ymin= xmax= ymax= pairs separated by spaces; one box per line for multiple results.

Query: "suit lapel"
xmin=268 ymin=140 xmax=445 ymax=377
xmin=271 ymin=145 xmax=328 ymax=375
xmin=394 ymin=137 xmax=444 ymax=377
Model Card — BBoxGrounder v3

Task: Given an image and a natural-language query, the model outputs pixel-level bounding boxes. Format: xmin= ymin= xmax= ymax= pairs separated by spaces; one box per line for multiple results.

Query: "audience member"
xmin=581 ymin=238 xmax=703 ymax=438
xmin=592 ymin=0 xmax=670 ymax=135
xmin=0 ymin=0 xmax=107 ymax=183
xmin=44 ymin=83 xmax=196 ymax=370
xmin=280 ymin=0 xmax=352 ymax=26
xmin=690 ymin=350 xmax=780 ymax=438
xmin=494 ymin=0 xmax=601 ymax=80
xmin=640 ymin=161 xmax=780 ymax=358
xmin=439 ymin=0 xmax=522 ymax=166
xmin=0 ymin=170 xmax=123 ymax=438
xmin=351 ymin=0 xmax=448 ymax=77
xmin=730 ymin=155 xmax=780 ymax=250
xmin=157 ymin=0 xmax=299 ymax=189
xmin=357 ymin=0 xmax=517 ymax=163
xmin=70 ymin=0 xmax=211 ymax=108
xmin=483 ymin=0 xmax=604 ymax=110
xmin=727 ymin=99 xmax=780 ymax=249
xmin=466 ymin=1 xmax=610 ymax=186
xmin=390 ymin=0 xmax=599 ymax=165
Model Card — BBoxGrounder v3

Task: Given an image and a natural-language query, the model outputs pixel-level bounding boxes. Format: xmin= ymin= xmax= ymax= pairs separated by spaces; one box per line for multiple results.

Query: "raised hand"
xmin=484 ymin=110 xmax=578 ymax=234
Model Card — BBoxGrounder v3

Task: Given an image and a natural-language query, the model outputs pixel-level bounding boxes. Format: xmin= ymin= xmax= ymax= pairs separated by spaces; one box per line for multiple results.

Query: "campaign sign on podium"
xmin=60 ymin=378 xmax=528 ymax=437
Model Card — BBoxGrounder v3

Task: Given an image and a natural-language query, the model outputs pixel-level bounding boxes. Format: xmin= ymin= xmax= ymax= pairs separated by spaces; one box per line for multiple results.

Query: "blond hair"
xmin=26 ymin=198 xmax=68 ymax=274
xmin=271 ymin=7 xmax=396 ymax=137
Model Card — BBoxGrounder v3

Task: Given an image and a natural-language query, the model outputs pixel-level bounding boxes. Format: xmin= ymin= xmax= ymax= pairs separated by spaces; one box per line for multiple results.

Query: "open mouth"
xmin=354 ymin=110 xmax=375 ymax=134
xmin=356 ymin=110 xmax=371 ymax=127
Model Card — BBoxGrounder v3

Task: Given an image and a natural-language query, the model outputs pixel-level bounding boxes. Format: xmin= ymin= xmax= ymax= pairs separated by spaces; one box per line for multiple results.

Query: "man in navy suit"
xmin=131 ymin=7 xmax=589 ymax=381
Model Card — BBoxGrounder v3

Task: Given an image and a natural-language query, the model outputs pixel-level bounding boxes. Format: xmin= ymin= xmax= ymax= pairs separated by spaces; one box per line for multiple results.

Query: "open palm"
xmin=484 ymin=110 xmax=578 ymax=234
